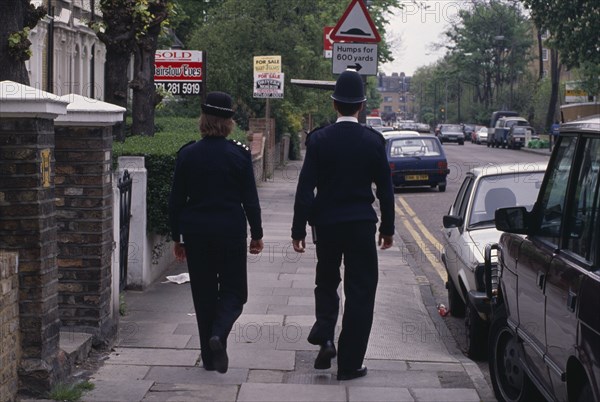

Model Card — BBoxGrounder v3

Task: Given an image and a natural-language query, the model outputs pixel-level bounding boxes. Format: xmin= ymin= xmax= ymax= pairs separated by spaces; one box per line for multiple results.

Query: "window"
xmin=538 ymin=136 xmax=578 ymax=244
xmin=566 ymin=137 xmax=600 ymax=263
xmin=542 ymin=48 xmax=549 ymax=61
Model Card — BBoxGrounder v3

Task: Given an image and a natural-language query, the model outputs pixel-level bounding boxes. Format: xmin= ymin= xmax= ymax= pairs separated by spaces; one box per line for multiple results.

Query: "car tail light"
xmin=437 ymin=161 xmax=448 ymax=173
xmin=389 ymin=162 xmax=395 ymax=171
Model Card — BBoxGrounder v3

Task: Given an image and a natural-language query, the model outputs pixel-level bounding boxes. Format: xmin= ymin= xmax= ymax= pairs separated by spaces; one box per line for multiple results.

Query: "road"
xmin=392 ymin=140 xmax=551 ymax=386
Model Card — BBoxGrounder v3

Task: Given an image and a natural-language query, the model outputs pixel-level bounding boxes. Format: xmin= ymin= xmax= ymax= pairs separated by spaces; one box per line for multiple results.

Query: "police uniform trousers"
xmin=307 ymin=221 xmax=378 ymax=371
xmin=184 ymin=234 xmax=248 ymax=367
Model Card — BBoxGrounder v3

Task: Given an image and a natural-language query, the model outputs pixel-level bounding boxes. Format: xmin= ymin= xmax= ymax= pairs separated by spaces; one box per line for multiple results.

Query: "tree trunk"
xmin=103 ymin=49 xmax=130 ymax=140
xmin=130 ymin=42 xmax=158 ymax=136
xmin=545 ymin=49 xmax=561 ymax=132
xmin=97 ymin=1 xmax=137 ymax=141
xmin=0 ymin=0 xmax=41 ymax=84
xmin=130 ymin=1 xmax=168 ymax=137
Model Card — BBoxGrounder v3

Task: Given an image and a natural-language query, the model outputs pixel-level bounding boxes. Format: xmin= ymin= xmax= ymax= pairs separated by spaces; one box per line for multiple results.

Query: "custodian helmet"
xmin=331 ymin=70 xmax=366 ymax=104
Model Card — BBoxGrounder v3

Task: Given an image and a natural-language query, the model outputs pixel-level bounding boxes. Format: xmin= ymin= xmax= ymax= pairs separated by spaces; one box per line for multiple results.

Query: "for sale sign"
xmin=154 ymin=50 xmax=203 ymax=96
xmin=253 ymin=72 xmax=284 ymax=99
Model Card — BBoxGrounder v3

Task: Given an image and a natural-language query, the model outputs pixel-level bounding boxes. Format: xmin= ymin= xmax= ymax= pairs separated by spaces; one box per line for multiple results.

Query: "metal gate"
xmin=118 ymin=170 xmax=133 ymax=291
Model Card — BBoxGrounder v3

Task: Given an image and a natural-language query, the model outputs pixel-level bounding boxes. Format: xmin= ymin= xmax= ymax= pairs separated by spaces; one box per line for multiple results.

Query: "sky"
xmin=380 ymin=1 xmax=469 ymax=76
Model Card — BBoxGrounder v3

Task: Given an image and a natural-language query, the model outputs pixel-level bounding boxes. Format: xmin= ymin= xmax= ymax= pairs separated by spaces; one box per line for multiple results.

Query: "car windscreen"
xmin=389 ymin=138 xmax=442 ymax=157
xmin=442 ymin=125 xmax=462 ymax=132
xmin=468 ymin=171 xmax=545 ymax=227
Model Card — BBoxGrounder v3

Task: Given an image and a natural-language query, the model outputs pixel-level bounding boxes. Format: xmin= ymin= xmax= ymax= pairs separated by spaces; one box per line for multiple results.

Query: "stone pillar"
xmin=0 ymin=251 xmax=20 ymax=402
xmin=0 ymin=81 xmax=69 ymax=394
xmin=53 ymin=94 xmax=125 ymax=345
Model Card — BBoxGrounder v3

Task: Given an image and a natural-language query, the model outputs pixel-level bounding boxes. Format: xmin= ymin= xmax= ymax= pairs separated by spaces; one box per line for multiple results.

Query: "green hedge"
xmin=113 ymin=116 xmax=247 ymax=236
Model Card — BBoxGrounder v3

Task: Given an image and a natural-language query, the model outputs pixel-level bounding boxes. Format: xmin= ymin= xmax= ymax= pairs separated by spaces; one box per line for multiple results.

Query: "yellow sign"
xmin=253 ymin=56 xmax=281 ymax=73
xmin=41 ymin=148 xmax=51 ymax=188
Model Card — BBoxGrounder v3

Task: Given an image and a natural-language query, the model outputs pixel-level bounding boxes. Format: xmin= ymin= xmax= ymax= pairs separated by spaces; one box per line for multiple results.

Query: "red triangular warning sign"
xmin=330 ymin=0 xmax=381 ymax=43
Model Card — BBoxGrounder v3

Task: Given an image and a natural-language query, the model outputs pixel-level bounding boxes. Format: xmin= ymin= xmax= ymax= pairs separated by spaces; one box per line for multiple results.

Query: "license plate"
xmin=406 ymin=174 xmax=428 ymax=181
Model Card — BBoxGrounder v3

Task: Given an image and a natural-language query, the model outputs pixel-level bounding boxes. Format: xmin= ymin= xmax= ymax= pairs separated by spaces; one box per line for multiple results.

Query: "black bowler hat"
xmin=331 ymin=70 xmax=366 ymax=103
xmin=201 ymin=91 xmax=235 ymax=118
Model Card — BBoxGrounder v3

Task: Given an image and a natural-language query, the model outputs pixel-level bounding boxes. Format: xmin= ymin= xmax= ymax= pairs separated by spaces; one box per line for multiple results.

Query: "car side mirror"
xmin=495 ymin=206 xmax=529 ymax=234
xmin=443 ymin=215 xmax=463 ymax=228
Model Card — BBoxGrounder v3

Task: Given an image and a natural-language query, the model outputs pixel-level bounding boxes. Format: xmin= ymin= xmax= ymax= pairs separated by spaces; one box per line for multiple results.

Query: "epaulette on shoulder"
xmin=365 ymin=125 xmax=385 ymax=144
xmin=305 ymin=124 xmax=328 ymax=145
xmin=229 ymin=139 xmax=250 ymax=152
xmin=177 ymin=140 xmax=195 ymax=154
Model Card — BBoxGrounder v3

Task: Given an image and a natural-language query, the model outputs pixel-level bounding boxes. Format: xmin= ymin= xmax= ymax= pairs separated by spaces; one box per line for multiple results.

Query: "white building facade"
xmin=27 ymin=0 xmax=106 ymax=99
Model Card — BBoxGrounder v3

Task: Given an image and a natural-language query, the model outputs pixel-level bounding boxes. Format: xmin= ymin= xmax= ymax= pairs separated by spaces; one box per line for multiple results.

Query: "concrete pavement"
xmin=84 ymin=159 xmax=495 ymax=402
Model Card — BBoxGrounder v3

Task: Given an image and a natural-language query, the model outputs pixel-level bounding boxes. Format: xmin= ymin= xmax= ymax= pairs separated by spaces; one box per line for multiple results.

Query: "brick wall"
xmin=0 ymin=118 xmax=62 ymax=393
xmin=54 ymin=126 xmax=116 ymax=342
xmin=0 ymin=251 xmax=20 ymax=402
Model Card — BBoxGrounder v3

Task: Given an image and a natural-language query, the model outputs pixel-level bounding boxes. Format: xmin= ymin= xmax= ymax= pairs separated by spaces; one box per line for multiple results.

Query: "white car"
xmin=441 ymin=162 xmax=547 ymax=359
xmin=381 ymin=130 xmax=420 ymax=140
xmin=472 ymin=126 xmax=488 ymax=144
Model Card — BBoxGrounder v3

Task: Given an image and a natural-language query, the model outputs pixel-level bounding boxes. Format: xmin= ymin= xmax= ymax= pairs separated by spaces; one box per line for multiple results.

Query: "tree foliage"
xmin=0 ymin=0 xmax=46 ymax=84
xmin=186 ymin=0 xmax=399 ymax=136
xmin=412 ymin=1 xmax=534 ymax=125
xmin=521 ymin=0 xmax=600 ymax=69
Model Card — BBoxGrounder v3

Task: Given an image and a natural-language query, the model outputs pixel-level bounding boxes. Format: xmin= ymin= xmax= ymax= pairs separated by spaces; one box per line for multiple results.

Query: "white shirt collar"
xmin=336 ymin=116 xmax=359 ymax=123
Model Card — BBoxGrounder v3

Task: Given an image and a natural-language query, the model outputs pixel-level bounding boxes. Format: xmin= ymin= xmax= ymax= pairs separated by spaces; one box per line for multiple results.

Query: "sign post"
xmin=253 ymin=55 xmax=283 ymax=181
xmin=330 ymin=0 xmax=381 ymax=123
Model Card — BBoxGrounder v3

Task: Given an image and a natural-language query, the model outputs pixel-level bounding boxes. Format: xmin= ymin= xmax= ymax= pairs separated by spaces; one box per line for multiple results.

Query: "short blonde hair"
xmin=199 ymin=113 xmax=234 ymax=137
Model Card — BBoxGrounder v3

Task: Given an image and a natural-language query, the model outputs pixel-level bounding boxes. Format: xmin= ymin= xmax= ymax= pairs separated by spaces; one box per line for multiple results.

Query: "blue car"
xmin=386 ymin=135 xmax=449 ymax=192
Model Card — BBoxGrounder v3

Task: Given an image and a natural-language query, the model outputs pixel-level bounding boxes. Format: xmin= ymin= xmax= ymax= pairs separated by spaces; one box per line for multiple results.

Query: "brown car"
xmin=482 ymin=115 xmax=600 ymax=402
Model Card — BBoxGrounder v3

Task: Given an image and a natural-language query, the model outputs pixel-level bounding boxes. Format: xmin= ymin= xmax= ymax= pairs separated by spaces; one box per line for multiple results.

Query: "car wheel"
xmin=489 ymin=305 xmax=543 ymax=402
xmin=487 ymin=141 xmax=490 ymax=148
xmin=438 ymin=184 xmax=446 ymax=192
xmin=447 ymin=272 xmax=465 ymax=317
xmin=459 ymin=140 xmax=464 ymax=145
xmin=578 ymin=382 xmax=593 ymax=402
xmin=465 ymin=301 xmax=488 ymax=360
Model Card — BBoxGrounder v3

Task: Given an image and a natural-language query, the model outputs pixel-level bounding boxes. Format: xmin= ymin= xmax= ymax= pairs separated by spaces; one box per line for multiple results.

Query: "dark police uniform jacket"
xmin=291 ymin=119 xmax=395 ymax=239
xmin=169 ymin=136 xmax=263 ymax=242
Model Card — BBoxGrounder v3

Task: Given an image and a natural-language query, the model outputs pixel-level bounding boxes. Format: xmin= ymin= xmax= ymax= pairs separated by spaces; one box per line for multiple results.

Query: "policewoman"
xmin=168 ymin=91 xmax=264 ymax=374
xmin=291 ymin=70 xmax=395 ymax=381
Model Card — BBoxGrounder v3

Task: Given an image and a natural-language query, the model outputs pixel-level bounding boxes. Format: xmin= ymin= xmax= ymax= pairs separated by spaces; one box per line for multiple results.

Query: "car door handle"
xmin=567 ymin=290 xmax=577 ymax=312
xmin=536 ymin=271 xmax=545 ymax=290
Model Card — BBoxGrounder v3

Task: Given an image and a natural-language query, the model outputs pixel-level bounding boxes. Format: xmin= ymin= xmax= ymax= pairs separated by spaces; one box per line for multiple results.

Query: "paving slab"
xmin=146 ymin=366 xmax=249 ymax=385
xmin=142 ymin=384 xmax=239 ymax=401
xmin=84 ymin=379 xmax=154 ymax=402
xmin=348 ymin=386 xmax=414 ymax=401
xmin=411 ymin=387 xmax=481 ymax=401
xmin=105 ymin=348 xmax=199 ymax=366
xmin=91 ymin=364 xmax=151 ymax=381
xmin=237 ymin=383 xmax=346 ymax=402
xmin=247 ymin=369 xmax=286 ymax=383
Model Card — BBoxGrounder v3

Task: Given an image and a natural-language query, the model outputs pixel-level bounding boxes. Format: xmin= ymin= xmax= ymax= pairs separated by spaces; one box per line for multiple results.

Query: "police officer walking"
xmin=291 ymin=70 xmax=395 ymax=381
xmin=169 ymin=91 xmax=264 ymax=374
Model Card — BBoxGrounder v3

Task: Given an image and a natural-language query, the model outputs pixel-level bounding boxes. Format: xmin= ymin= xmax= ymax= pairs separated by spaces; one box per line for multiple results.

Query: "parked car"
xmin=482 ymin=115 xmax=600 ymax=402
xmin=489 ymin=116 xmax=530 ymax=148
xmin=442 ymin=162 xmax=546 ymax=359
xmin=462 ymin=124 xmax=476 ymax=141
xmin=382 ymin=130 xmax=420 ymax=140
xmin=416 ymin=123 xmax=432 ymax=134
xmin=506 ymin=125 xmax=539 ymax=149
xmin=386 ymin=135 xmax=449 ymax=192
xmin=472 ymin=126 xmax=489 ymax=144
xmin=487 ymin=111 xmax=519 ymax=147
xmin=437 ymin=124 xmax=465 ymax=145
xmin=373 ymin=126 xmax=396 ymax=134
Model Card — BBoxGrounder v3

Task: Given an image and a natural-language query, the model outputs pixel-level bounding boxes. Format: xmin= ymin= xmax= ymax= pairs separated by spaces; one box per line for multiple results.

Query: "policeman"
xmin=168 ymin=91 xmax=264 ymax=374
xmin=291 ymin=70 xmax=395 ymax=381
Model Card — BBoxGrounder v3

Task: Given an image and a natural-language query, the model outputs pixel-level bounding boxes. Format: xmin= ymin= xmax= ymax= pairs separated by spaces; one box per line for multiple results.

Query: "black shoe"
xmin=337 ymin=365 xmax=367 ymax=381
xmin=203 ymin=363 xmax=216 ymax=371
xmin=209 ymin=336 xmax=229 ymax=374
xmin=314 ymin=340 xmax=337 ymax=369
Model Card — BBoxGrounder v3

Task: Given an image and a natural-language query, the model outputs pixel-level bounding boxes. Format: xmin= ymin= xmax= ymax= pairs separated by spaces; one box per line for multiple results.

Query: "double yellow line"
xmin=394 ymin=197 xmax=447 ymax=283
